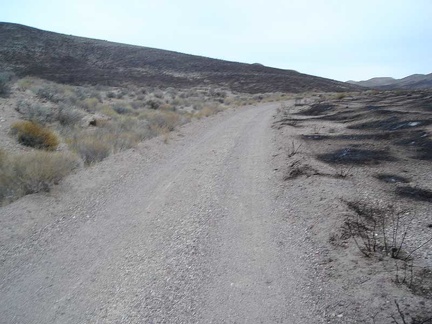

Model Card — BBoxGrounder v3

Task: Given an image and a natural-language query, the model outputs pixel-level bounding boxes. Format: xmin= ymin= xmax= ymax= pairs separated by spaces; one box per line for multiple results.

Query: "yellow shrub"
xmin=10 ymin=121 xmax=59 ymax=150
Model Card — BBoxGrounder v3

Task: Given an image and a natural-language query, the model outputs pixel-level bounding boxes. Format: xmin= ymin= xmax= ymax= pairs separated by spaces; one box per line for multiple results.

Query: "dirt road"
xmin=0 ymin=103 xmax=321 ymax=323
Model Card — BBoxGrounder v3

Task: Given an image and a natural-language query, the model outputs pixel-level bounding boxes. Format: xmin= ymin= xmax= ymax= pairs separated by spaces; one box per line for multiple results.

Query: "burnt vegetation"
xmin=0 ymin=23 xmax=359 ymax=94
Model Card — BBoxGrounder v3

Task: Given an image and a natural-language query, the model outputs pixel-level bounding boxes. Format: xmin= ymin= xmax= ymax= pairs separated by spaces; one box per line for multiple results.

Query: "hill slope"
xmin=0 ymin=23 xmax=358 ymax=93
xmin=348 ymin=73 xmax=432 ymax=90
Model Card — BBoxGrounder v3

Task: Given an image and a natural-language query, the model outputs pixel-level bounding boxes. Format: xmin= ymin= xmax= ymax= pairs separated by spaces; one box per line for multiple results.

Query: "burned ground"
xmin=274 ymin=90 xmax=432 ymax=323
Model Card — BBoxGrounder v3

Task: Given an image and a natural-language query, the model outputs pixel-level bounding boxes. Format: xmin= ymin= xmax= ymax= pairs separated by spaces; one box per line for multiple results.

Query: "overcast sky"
xmin=1 ymin=0 xmax=431 ymax=81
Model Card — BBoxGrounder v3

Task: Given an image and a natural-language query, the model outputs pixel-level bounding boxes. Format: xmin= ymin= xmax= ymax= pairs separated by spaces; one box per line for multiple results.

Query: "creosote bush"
xmin=0 ymin=150 xmax=79 ymax=205
xmin=10 ymin=121 xmax=59 ymax=150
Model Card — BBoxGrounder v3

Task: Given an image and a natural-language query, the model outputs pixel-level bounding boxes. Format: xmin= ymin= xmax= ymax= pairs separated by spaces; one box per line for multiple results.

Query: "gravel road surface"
xmin=0 ymin=103 xmax=321 ymax=323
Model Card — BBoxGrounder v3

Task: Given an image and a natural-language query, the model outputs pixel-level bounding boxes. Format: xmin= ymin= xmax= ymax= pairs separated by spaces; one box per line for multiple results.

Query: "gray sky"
xmin=1 ymin=0 xmax=431 ymax=81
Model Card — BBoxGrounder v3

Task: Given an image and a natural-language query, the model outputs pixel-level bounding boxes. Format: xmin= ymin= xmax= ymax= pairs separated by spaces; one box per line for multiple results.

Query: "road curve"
xmin=0 ymin=103 xmax=319 ymax=323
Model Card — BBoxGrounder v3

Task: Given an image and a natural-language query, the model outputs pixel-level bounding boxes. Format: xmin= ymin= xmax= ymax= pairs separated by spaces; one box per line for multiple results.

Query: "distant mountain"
xmin=348 ymin=73 xmax=432 ymax=90
xmin=0 ymin=22 xmax=359 ymax=94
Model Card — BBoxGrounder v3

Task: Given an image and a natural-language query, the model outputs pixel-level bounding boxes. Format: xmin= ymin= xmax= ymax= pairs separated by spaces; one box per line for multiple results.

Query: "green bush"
xmin=10 ymin=121 xmax=59 ymax=150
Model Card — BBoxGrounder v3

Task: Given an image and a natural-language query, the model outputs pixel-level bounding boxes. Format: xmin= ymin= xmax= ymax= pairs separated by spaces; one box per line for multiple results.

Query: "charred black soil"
xmin=318 ymin=147 xmax=397 ymax=165
xmin=0 ymin=23 xmax=360 ymax=94
xmin=396 ymin=186 xmax=432 ymax=202
xmin=375 ymin=174 xmax=410 ymax=183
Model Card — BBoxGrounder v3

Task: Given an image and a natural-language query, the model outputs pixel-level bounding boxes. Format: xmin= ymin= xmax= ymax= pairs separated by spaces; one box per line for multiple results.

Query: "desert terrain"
xmin=0 ymin=23 xmax=431 ymax=323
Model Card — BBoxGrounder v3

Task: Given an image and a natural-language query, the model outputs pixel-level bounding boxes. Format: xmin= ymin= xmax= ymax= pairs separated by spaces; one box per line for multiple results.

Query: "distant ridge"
xmin=0 ymin=23 xmax=359 ymax=93
xmin=348 ymin=73 xmax=432 ymax=90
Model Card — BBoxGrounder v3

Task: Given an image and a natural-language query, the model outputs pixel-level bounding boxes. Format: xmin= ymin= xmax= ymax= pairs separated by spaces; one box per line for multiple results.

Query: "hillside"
xmin=348 ymin=73 xmax=432 ymax=90
xmin=0 ymin=23 xmax=358 ymax=94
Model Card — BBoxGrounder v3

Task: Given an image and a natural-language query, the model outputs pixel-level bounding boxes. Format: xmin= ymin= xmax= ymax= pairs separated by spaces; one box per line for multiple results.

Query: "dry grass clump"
xmin=67 ymin=133 xmax=112 ymax=165
xmin=195 ymin=105 xmax=223 ymax=118
xmin=0 ymin=149 xmax=79 ymax=205
xmin=65 ymin=116 xmax=159 ymax=164
xmin=57 ymin=105 xmax=84 ymax=126
xmin=140 ymin=110 xmax=181 ymax=131
xmin=16 ymin=77 xmax=34 ymax=91
xmin=80 ymin=97 xmax=100 ymax=111
xmin=10 ymin=121 xmax=59 ymax=150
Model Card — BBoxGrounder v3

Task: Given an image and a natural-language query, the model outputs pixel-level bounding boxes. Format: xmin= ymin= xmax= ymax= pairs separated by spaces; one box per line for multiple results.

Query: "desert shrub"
xmin=153 ymin=89 xmax=164 ymax=99
xmin=89 ymin=90 xmax=102 ymax=102
xmin=15 ymin=101 xmax=54 ymax=124
xmin=253 ymin=94 xmax=264 ymax=101
xmin=112 ymin=106 xmax=132 ymax=115
xmin=116 ymin=90 xmax=126 ymax=99
xmin=62 ymin=88 xmax=79 ymax=105
xmin=195 ymin=107 xmax=213 ymax=118
xmin=67 ymin=133 xmax=111 ymax=165
xmin=80 ymin=97 xmax=99 ymax=112
xmin=16 ymin=78 xmax=34 ymax=91
xmin=192 ymin=102 xmax=203 ymax=110
xmin=195 ymin=105 xmax=223 ymax=118
xmin=34 ymin=84 xmax=65 ymax=103
xmin=166 ymin=87 xmax=177 ymax=97
xmin=146 ymin=99 xmax=161 ymax=110
xmin=144 ymin=111 xmax=180 ymax=131
xmin=131 ymin=100 xmax=145 ymax=110
xmin=58 ymin=105 xmax=84 ymax=126
xmin=99 ymin=118 xmax=153 ymax=150
xmin=0 ymin=150 xmax=79 ymax=205
xmin=110 ymin=132 xmax=139 ymax=152
xmin=94 ymin=105 xmax=116 ymax=119
xmin=10 ymin=121 xmax=59 ymax=150
xmin=106 ymin=91 xmax=116 ymax=99
xmin=72 ymin=87 xmax=87 ymax=100
xmin=159 ymin=104 xmax=176 ymax=112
